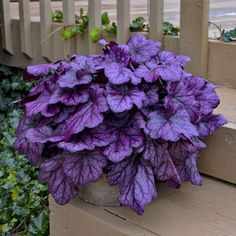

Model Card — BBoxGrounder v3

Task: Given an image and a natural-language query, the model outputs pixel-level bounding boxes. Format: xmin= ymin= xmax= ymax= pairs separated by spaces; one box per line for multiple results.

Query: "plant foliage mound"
xmin=14 ymin=34 xmax=227 ymax=215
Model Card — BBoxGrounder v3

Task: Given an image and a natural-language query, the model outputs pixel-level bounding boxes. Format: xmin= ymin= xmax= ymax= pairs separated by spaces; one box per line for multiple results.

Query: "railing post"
xmin=19 ymin=0 xmax=33 ymax=58
xmin=62 ymin=0 xmax=75 ymax=57
xmin=179 ymin=0 xmax=209 ymax=77
xmin=149 ymin=0 xmax=164 ymax=43
xmin=116 ymin=0 xmax=130 ymax=43
xmin=0 ymin=0 xmax=13 ymax=54
xmin=88 ymin=0 xmax=101 ymax=54
xmin=39 ymin=0 xmax=52 ymax=61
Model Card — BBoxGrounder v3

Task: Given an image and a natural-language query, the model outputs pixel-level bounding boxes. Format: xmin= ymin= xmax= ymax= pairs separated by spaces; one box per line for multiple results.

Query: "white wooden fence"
xmin=0 ymin=0 xmax=210 ymax=77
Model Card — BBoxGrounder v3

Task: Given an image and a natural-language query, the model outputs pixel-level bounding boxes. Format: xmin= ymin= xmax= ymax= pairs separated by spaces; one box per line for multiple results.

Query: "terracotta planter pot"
xmin=79 ymin=176 xmax=120 ymax=207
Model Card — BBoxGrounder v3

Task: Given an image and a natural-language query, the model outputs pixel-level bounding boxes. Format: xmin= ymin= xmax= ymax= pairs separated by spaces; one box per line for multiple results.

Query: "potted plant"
xmin=14 ymin=34 xmax=226 ymax=215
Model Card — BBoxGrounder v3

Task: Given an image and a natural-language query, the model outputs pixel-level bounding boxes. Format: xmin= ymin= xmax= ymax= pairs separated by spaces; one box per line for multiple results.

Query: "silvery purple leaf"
xmin=165 ymin=80 xmax=202 ymax=122
xmin=108 ymin=157 xmax=157 ymax=215
xmin=104 ymin=115 xmax=144 ymax=162
xmin=105 ymin=44 xmax=130 ymax=66
xmin=127 ymin=34 xmax=160 ymax=64
xmin=175 ymin=154 xmax=202 ymax=186
xmin=57 ymin=68 xmax=92 ymax=88
xmin=169 ymin=137 xmax=206 ymax=161
xmin=106 ymin=84 xmax=145 ymax=112
xmin=50 ymin=87 xmax=89 ymax=106
xmin=62 ymin=85 xmax=108 ymax=138
xmin=23 ymin=63 xmax=53 ymax=81
xmin=63 ymin=150 xmax=107 ymax=185
xmin=197 ymin=114 xmax=227 ymax=137
xmin=150 ymin=142 xmax=181 ymax=188
xmin=39 ymin=157 xmax=79 ymax=204
xmin=103 ymin=131 xmax=132 ymax=162
xmin=146 ymin=107 xmax=199 ymax=141
xmin=26 ymin=126 xmax=64 ymax=143
xmin=196 ymin=84 xmax=220 ymax=115
xmin=104 ymin=63 xmax=138 ymax=85
xmin=14 ymin=138 xmax=43 ymax=165
xmin=25 ymin=94 xmax=51 ymax=116
xmin=58 ymin=124 xmax=112 ymax=152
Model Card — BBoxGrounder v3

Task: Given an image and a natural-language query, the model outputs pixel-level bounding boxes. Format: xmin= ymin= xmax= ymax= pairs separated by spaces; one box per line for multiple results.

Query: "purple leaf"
xmin=58 ymin=69 xmax=92 ymax=88
xmin=26 ymin=126 xmax=64 ymax=143
xmin=14 ymin=116 xmax=45 ymax=165
xmin=143 ymin=138 xmax=181 ymax=187
xmin=140 ymin=84 xmax=159 ymax=106
xmin=196 ymin=84 xmax=220 ymax=115
xmin=39 ymin=157 xmax=79 ymax=204
xmin=103 ymin=131 xmax=132 ymax=162
xmin=105 ymin=44 xmax=131 ymax=66
xmin=63 ymin=150 xmax=107 ymax=185
xmin=23 ymin=63 xmax=52 ymax=81
xmin=127 ymin=34 xmax=160 ymax=64
xmin=146 ymin=107 xmax=199 ymax=141
xmin=14 ymin=138 xmax=44 ymax=165
xmin=175 ymin=155 xmax=202 ymax=186
xmin=169 ymin=138 xmax=201 ymax=161
xmin=104 ymin=63 xmax=138 ymax=85
xmin=108 ymin=157 xmax=157 ymax=215
xmin=197 ymin=114 xmax=227 ymax=137
xmin=25 ymin=94 xmax=51 ymax=116
xmin=106 ymin=84 xmax=145 ymax=112
xmin=62 ymin=85 xmax=108 ymax=138
xmin=58 ymin=124 xmax=112 ymax=152
xmin=104 ymin=116 xmax=144 ymax=162
xmin=50 ymin=87 xmax=89 ymax=106
xmin=165 ymin=80 xmax=202 ymax=122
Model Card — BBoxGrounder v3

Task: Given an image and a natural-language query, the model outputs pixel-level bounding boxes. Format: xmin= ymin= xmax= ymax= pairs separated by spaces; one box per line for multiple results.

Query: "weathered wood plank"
xmin=50 ymin=175 xmax=236 ymax=236
xmin=88 ymin=0 xmax=101 ymax=54
xmin=62 ymin=0 xmax=76 ymax=57
xmin=19 ymin=0 xmax=33 ymax=58
xmin=39 ymin=0 xmax=52 ymax=60
xmin=0 ymin=0 xmax=13 ymax=54
xmin=117 ymin=0 xmax=130 ymax=43
xmin=149 ymin=0 xmax=164 ymax=42
xmin=179 ymin=0 xmax=209 ymax=77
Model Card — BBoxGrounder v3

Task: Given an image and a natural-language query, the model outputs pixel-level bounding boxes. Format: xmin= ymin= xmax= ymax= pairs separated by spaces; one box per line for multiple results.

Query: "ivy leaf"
xmin=90 ymin=27 xmax=101 ymax=43
xmin=60 ymin=28 xmax=74 ymax=40
xmin=101 ymin=12 xmax=110 ymax=25
xmin=28 ymin=210 xmax=49 ymax=235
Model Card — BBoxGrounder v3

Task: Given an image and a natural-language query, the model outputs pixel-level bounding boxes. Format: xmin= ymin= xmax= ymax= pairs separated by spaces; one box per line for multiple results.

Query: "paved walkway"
xmin=10 ymin=0 xmax=236 ymax=38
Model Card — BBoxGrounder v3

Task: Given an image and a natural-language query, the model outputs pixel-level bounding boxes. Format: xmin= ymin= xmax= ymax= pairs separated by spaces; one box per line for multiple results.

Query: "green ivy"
xmin=0 ymin=65 xmax=49 ymax=236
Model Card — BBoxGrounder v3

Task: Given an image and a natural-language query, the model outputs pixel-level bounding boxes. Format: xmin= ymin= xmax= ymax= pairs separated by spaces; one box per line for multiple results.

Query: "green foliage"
xmin=54 ymin=8 xmax=89 ymax=40
xmin=220 ymin=28 xmax=236 ymax=42
xmin=51 ymin=9 xmax=63 ymax=23
xmin=130 ymin=17 xmax=148 ymax=32
xmin=90 ymin=27 xmax=101 ymax=43
xmin=101 ymin=12 xmax=110 ymax=26
xmin=209 ymin=22 xmax=236 ymax=43
xmin=0 ymin=65 xmax=49 ymax=236
xmin=163 ymin=21 xmax=180 ymax=36
xmin=51 ymin=9 xmax=181 ymax=42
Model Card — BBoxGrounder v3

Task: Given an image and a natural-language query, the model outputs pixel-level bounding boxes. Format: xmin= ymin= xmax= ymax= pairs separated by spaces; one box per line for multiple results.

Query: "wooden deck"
xmin=9 ymin=0 xmax=236 ymax=37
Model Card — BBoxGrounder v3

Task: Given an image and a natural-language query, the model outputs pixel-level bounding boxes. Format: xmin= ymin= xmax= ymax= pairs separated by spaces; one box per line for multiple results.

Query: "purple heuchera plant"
xmin=14 ymin=34 xmax=227 ymax=215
